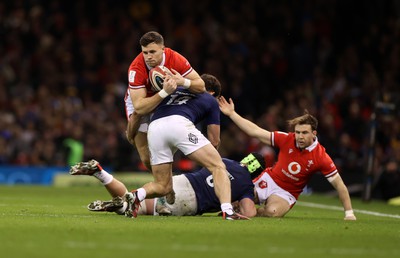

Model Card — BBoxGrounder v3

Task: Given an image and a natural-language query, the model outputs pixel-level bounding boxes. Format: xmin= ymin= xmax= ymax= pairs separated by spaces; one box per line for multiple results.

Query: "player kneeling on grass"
xmin=218 ymin=96 xmax=357 ymax=220
xmin=71 ymin=153 xmax=266 ymax=217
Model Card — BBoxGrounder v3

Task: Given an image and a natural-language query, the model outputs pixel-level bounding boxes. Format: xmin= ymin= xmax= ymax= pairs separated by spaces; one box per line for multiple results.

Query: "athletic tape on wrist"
xmin=183 ymin=78 xmax=191 ymax=89
xmin=158 ymin=89 xmax=169 ymax=98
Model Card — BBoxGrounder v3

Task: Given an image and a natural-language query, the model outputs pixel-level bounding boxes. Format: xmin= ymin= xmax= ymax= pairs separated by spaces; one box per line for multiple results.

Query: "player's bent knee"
xmin=265 ymin=206 xmax=285 ymax=218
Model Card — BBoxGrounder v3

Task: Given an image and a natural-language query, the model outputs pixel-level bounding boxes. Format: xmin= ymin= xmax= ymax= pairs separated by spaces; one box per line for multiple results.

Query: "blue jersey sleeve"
xmin=203 ymin=96 xmax=220 ymax=126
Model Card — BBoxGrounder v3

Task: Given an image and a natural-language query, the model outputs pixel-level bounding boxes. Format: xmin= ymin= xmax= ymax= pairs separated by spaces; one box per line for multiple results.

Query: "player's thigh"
xmin=265 ymin=194 xmax=291 ymax=217
xmin=134 ymin=132 xmax=149 ymax=155
xmin=187 ymin=144 xmax=224 ymax=170
xmin=147 ymin=121 xmax=176 ymax=165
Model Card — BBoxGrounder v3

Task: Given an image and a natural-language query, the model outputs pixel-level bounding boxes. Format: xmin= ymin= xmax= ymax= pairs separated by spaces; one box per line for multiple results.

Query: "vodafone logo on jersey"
xmin=258 ymin=180 xmax=267 ymax=189
xmin=288 ymin=162 xmax=301 ymax=175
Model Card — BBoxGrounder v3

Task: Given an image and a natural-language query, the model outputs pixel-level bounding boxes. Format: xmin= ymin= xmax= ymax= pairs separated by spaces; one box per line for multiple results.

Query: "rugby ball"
xmin=149 ymin=66 xmax=172 ymax=92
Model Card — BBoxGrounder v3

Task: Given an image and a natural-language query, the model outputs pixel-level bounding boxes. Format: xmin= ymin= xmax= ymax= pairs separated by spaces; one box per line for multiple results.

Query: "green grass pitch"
xmin=1 ymin=184 xmax=399 ymax=258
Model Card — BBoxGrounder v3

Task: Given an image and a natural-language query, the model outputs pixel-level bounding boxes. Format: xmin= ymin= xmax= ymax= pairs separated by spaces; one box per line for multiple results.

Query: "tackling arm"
xmin=329 ymin=174 xmax=357 ymax=220
xmin=206 ymin=124 xmax=221 ymax=149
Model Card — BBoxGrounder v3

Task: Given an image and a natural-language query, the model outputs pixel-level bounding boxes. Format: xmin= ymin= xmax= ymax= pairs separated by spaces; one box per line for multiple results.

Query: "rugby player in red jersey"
xmin=125 ymin=31 xmax=205 ymax=171
xmin=218 ymin=96 xmax=357 ymax=220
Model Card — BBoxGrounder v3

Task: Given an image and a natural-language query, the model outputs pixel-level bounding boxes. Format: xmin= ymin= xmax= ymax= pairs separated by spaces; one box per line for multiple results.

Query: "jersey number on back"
xmin=166 ymin=95 xmax=192 ymax=105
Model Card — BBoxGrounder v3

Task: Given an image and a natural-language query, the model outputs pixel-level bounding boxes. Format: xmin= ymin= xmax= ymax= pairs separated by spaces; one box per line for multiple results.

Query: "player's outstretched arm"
xmin=207 ymin=124 xmax=221 ymax=149
xmin=218 ymin=96 xmax=272 ymax=146
xmin=329 ymin=174 xmax=357 ymax=220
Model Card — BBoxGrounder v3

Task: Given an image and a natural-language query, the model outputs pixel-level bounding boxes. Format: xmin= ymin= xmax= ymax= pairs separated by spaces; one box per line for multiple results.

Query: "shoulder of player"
xmin=313 ymin=141 xmax=328 ymax=154
xmin=222 ymin=158 xmax=234 ymax=165
xmin=164 ymin=47 xmax=178 ymax=56
xmin=223 ymin=159 xmax=247 ymax=173
xmin=165 ymin=48 xmax=189 ymax=63
xmin=202 ymin=94 xmax=219 ymax=108
xmin=130 ymin=52 xmax=145 ymax=65
xmin=272 ymin=131 xmax=291 ymax=143
xmin=128 ymin=54 xmax=148 ymax=73
xmin=274 ymin=131 xmax=291 ymax=137
xmin=310 ymin=143 xmax=335 ymax=168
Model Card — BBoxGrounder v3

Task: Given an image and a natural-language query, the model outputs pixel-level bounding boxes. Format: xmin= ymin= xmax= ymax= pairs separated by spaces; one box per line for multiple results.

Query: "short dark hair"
xmin=287 ymin=110 xmax=318 ymax=131
xmin=201 ymin=74 xmax=221 ymax=98
xmin=139 ymin=31 xmax=164 ymax=47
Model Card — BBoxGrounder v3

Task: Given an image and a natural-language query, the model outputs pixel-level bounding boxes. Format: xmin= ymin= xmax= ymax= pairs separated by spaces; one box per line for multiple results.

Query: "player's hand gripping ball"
xmin=149 ymin=66 xmax=172 ymax=92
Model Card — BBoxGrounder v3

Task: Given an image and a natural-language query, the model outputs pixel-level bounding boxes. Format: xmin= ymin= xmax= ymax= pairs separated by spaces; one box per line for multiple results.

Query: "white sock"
xmin=221 ymin=203 xmax=234 ymax=215
xmin=115 ymin=202 xmax=128 ymax=215
xmin=136 ymin=188 xmax=147 ymax=202
xmin=93 ymin=170 xmax=113 ymax=185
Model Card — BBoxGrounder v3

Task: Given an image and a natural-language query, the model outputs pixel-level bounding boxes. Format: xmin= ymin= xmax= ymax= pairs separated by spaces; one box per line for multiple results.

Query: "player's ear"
xmin=312 ymin=130 xmax=317 ymax=139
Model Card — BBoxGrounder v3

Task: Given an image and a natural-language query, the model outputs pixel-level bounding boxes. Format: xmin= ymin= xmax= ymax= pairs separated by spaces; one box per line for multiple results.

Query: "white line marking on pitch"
xmin=297 ymin=201 xmax=400 ymax=219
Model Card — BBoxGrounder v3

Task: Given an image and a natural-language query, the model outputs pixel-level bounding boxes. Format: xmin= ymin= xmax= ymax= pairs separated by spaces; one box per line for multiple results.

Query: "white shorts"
xmin=155 ymin=175 xmax=198 ymax=216
xmin=148 ymin=115 xmax=211 ymax=165
xmin=253 ymin=172 xmax=296 ymax=206
xmin=124 ymin=89 xmax=150 ymax=133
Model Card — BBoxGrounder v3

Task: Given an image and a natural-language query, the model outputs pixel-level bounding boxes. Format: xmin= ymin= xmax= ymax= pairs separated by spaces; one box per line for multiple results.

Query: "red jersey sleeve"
xmin=318 ymin=148 xmax=338 ymax=178
xmin=271 ymin=131 xmax=290 ymax=148
xmin=127 ymin=53 xmax=148 ymax=90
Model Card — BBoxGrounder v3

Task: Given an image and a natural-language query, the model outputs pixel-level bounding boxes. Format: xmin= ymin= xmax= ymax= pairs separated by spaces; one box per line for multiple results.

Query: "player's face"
xmin=294 ymin=124 xmax=316 ymax=149
xmin=141 ymin=43 xmax=164 ymax=68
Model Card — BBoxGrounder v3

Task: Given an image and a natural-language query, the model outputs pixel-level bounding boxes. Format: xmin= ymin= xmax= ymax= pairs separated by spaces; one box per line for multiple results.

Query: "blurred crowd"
xmin=0 ymin=0 xmax=399 ymax=198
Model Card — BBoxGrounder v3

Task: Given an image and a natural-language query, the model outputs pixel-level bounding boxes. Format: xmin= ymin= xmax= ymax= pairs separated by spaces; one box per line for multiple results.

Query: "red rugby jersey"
xmin=266 ymin=131 xmax=338 ymax=199
xmin=127 ymin=48 xmax=193 ymax=97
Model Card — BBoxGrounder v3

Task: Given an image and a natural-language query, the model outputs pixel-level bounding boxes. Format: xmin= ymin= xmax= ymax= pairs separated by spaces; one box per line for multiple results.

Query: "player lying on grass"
xmin=71 ymin=153 xmax=266 ymax=218
xmin=218 ymin=96 xmax=357 ymax=220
